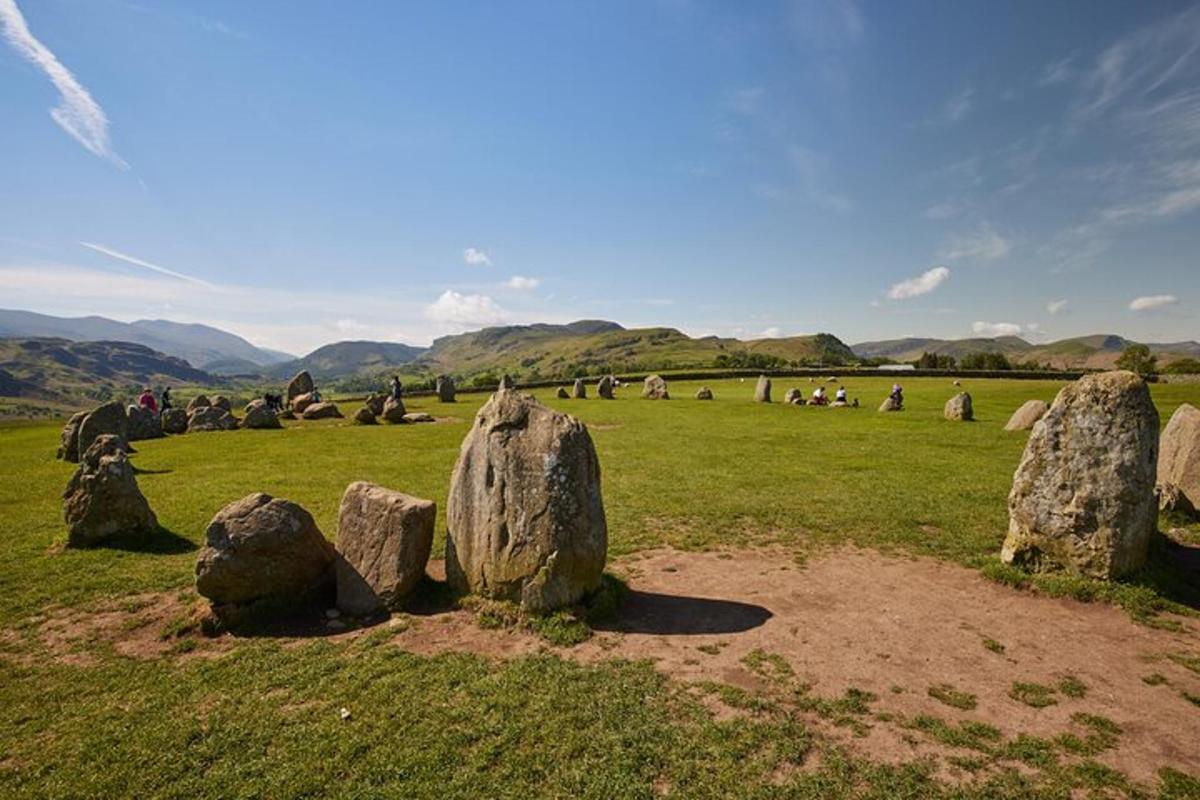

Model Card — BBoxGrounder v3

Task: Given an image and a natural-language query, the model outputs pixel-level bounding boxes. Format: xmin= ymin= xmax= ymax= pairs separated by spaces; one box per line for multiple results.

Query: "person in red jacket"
xmin=138 ymin=387 xmax=158 ymax=414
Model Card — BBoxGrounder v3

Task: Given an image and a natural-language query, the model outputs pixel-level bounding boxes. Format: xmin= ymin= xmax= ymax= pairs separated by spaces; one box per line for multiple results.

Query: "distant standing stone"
xmin=944 ymin=392 xmax=974 ymax=421
xmin=754 ymin=375 xmax=772 ymax=403
xmin=597 ymin=375 xmax=614 ymax=399
xmin=573 ymin=378 xmax=587 ymax=399
xmin=1157 ymin=403 xmax=1200 ymax=514
xmin=353 ymin=406 xmax=377 ymax=425
xmin=57 ymin=411 xmax=88 ymax=462
xmin=695 ymin=387 xmax=714 ymax=400
xmin=1002 ymin=371 xmax=1158 ymax=580
xmin=287 ymin=371 xmax=314 ymax=405
xmin=78 ymin=401 xmax=130 ymax=456
xmin=161 ymin=407 xmax=189 ymax=434
xmin=436 ymin=375 xmax=456 ymax=402
xmin=381 ymin=396 xmax=407 ymax=423
xmin=642 ymin=374 xmax=669 ymax=400
xmin=335 ymin=482 xmax=435 ymax=614
xmin=557 ymin=387 xmax=570 ymax=399
xmin=62 ymin=435 xmax=157 ymax=547
xmin=1004 ymin=400 xmax=1049 ymax=432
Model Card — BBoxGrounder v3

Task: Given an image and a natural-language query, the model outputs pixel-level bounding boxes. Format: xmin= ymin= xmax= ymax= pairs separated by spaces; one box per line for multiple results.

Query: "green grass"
xmin=1009 ymin=681 xmax=1059 ymax=709
xmin=927 ymin=683 xmax=978 ymax=711
xmin=1 ymin=377 xmax=1199 ymax=797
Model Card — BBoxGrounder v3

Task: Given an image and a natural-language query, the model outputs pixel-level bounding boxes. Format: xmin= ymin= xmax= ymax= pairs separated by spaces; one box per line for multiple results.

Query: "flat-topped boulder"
xmin=242 ymin=399 xmax=282 ymax=429
xmin=754 ymin=375 xmax=772 ymax=403
xmin=381 ymin=396 xmax=407 ymax=423
xmin=1158 ymin=403 xmax=1200 ymax=515
xmin=1002 ymin=371 xmax=1159 ymax=580
xmin=302 ymin=402 xmax=343 ymax=420
xmin=63 ymin=435 xmax=157 ymax=547
xmin=436 ymin=375 xmax=456 ymax=402
xmin=287 ymin=371 xmax=314 ymax=404
xmin=126 ymin=405 xmax=163 ymax=441
xmin=57 ymin=411 xmax=88 ymax=462
xmin=642 ymin=375 xmax=669 ymax=400
xmin=597 ymin=375 xmax=614 ymax=399
xmin=446 ymin=391 xmax=607 ymax=612
xmin=944 ymin=392 xmax=974 ymax=421
xmin=402 ymin=412 xmax=434 ymax=423
xmin=188 ymin=406 xmax=238 ymax=432
xmin=161 ymin=408 xmax=189 ymax=434
xmin=1005 ymin=400 xmax=1049 ymax=432
xmin=335 ymin=482 xmax=435 ymax=614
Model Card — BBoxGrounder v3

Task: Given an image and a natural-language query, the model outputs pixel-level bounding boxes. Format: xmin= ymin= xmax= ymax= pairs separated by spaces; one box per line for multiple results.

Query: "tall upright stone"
xmin=572 ymin=378 xmax=587 ymax=399
xmin=1001 ymin=371 xmax=1159 ymax=579
xmin=597 ymin=375 xmax=614 ymax=399
xmin=287 ymin=371 xmax=314 ymax=405
xmin=57 ymin=411 xmax=88 ymax=462
xmin=446 ymin=391 xmax=607 ymax=612
xmin=754 ymin=375 xmax=772 ymax=403
xmin=436 ymin=375 xmax=456 ymax=403
xmin=1158 ymin=403 xmax=1200 ymax=514
xmin=62 ymin=435 xmax=157 ymax=547
xmin=944 ymin=392 xmax=974 ymax=421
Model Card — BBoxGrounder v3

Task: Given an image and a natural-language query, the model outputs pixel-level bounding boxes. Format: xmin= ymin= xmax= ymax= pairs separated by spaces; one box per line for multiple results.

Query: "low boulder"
xmin=944 ymin=392 xmax=974 ymax=422
xmin=695 ymin=387 xmax=713 ymax=400
xmin=556 ymin=387 xmax=570 ymax=399
xmin=292 ymin=392 xmax=316 ymax=414
xmin=211 ymin=395 xmax=232 ymax=412
xmin=126 ymin=405 xmax=163 ymax=441
xmin=161 ymin=408 xmax=189 ymax=434
xmin=643 ymin=375 xmax=669 ymax=400
xmin=783 ymin=388 xmax=802 ymax=405
xmin=57 ymin=411 xmax=88 ymax=462
xmin=242 ymin=400 xmax=282 ymax=429
xmin=382 ymin=396 xmax=407 ymax=423
xmin=446 ymin=391 xmax=607 ymax=612
xmin=302 ymin=402 xmax=343 ymax=420
xmin=597 ymin=375 xmax=614 ymax=399
xmin=353 ymin=406 xmax=377 ymax=425
xmin=1002 ymin=371 xmax=1159 ymax=580
xmin=365 ymin=394 xmax=387 ymax=416
xmin=186 ymin=395 xmax=211 ymax=414
xmin=335 ymin=482 xmax=435 ymax=614
xmin=403 ymin=413 xmax=434 ymax=423
xmin=879 ymin=396 xmax=902 ymax=412
xmin=62 ymin=435 xmax=157 ymax=547
xmin=572 ymin=378 xmax=587 ymax=399
xmin=188 ymin=406 xmax=239 ymax=432
xmin=1157 ymin=403 xmax=1200 ymax=514
xmin=436 ymin=375 xmax=456 ymax=402
xmin=195 ymin=493 xmax=336 ymax=619
xmin=78 ymin=401 xmax=129 ymax=456
xmin=1005 ymin=400 xmax=1049 ymax=432
xmin=287 ymin=371 xmax=314 ymax=405
xmin=754 ymin=375 xmax=772 ymax=403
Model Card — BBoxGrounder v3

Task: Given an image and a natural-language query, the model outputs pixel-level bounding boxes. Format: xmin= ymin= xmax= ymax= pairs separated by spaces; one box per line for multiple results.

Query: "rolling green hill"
xmin=267 ymin=340 xmax=428 ymax=380
xmin=853 ymin=333 xmax=1200 ymax=369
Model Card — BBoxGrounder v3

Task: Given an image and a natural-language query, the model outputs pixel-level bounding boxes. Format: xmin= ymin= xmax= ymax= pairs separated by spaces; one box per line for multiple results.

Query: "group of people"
xmin=809 ymin=385 xmax=850 ymax=406
xmin=137 ymin=386 xmax=170 ymax=415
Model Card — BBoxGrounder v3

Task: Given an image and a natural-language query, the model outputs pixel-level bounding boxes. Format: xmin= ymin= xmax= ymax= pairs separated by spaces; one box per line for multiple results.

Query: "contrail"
xmin=80 ymin=242 xmax=213 ymax=287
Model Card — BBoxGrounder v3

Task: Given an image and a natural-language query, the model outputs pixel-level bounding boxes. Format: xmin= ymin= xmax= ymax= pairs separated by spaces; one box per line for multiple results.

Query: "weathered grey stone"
xmin=126 ymin=405 xmax=163 ymax=441
xmin=195 ymin=493 xmax=335 ymax=616
xmin=57 ymin=411 xmax=88 ymax=461
xmin=695 ymin=387 xmax=713 ymax=400
xmin=292 ymin=392 xmax=316 ymax=414
xmin=944 ymin=392 xmax=974 ymax=421
xmin=1001 ymin=371 xmax=1159 ymax=580
xmin=162 ymin=407 xmax=189 ymax=434
xmin=382 ymin=396 xmax=407 ymax=423
xmin=1159 ymin=483 xmax=1196 ymax=516
xmin=335 ymin=482 xmax=435 ymax=614
xmin=186 ymin=395 xmax=211 ymax=414
xmin=1005 ymin=400 xmax=1049 ymax=432
xmin=572 ymin=378 xmax=587 ymax=399
xmin=78 ymin=401 xmax=129 ymax=456
xmin=353 ymin=406 xmax=377 ymax=425
xmin=1158 ymin=404 xmax=1200 ymax=515
xmin=597 ymin=375 xmax=614 ymax=399
xmin=63 ymin=435 xmax=157 ymax=547
xmin=287 ymin=371 xmax=314 ymax=404
xmin=211 ymin=395 xmax=232 ymax=413
xmin=302 ymin=402 xmax=343 ymax=420
xmin=364 ymin=394 xmax=386 ymax=416
xmin=188 ymin=406 xmax=239 ymax=432
xmin=642 ymin=374 xmax=669 ymax=400
xmin=402 ymin=412 xmax=434 ymax=423
xmin=556 ymin=387 xmax=570 ymax=399
xmin=446 ymin=391 xmax=607 ymax=612
xmin=499 ymin=375 xmax=515 ymax=390
xmin=436 ymin=375 xmax=456 ymax=402
xmin=754 ymin=375 xmax=772 ymax=403
xmin=879 ymin=396 xmax=902 ymax=412
xmin=242 ymin=399 xmax=282 ymax=429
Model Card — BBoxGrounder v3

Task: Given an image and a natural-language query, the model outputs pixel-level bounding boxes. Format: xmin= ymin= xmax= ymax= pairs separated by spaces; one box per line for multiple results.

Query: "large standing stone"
xmin=1001 ymin=371 xmax=1159 ymax=580
xmin=335 ymin=482 xmax=435 ymax=614
xmin=1157 ymin=403 xmax=1200 ymax=514
xmin=126 ymin=405 xmax=163 ymax=441
xmin=642 ymin=375 xmax=669 ymax=400
xmin=195 ymin=493 xmax=336 ymax=617
xmin=242 ymin=399 xmax=282 ymax=429
xmin=186 ymin=395 xmax=211 ymax=414
xmin=62 ymin=435 xmax=157 ymax=547
xmin=302 ymin=402 xmax=343 ymax=420
xmin=287 ymin=371 xmax=314 ymax=405
xmin=572 ymin=378 xmax=587 ymax=399
xmin=446 ymin=391 xmax=607 ymax=612
xmin=597 ymin=375 xmax=614 ymax=399
xmin=364 ymin=393 xmax=387 ymax=416
xmin=436 ymin=375 xmax=456 ymax=402
xmin=353 ymin=406 xmax=377 ymax=425
xmin=292 ymin=392 xmax=316 ymax=414
xmin=382 ymin=396 xmax=407 ymax=423
xmin=1005 ymin=400 xmax=1049 ymax=432
xmin=78 ymin=401 xmax=129 ymax=456
xmin=162 ymin=407 xmax=189 ymax=434
xmin=944 ymin=392 xmax=974 ymax=421
xmin=754 ymin=375 xmax=772 ymax=403
xmin=188 ymin=406 xmax=239 ymax=432
xmin=57 ymin=411 xmax=88 ymax=462
xmin=695 ymin=387 xmax=714 ymax=400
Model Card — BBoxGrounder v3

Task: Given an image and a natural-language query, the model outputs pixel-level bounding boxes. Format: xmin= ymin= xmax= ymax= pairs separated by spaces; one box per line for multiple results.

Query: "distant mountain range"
xmin=0 ymin=309 xmax=293 ymax=373
xmin=266 ymin=340 xmax=428 ymax=380
xmin=851 ymin=334 xmax=1200 ymax=369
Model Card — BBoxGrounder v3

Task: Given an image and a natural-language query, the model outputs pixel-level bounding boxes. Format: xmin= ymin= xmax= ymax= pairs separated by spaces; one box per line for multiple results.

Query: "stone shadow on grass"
xmin=593 ymin=590 xmax=772 ymax=636
xmin=103 ymin=526 xmax=197 ymax=555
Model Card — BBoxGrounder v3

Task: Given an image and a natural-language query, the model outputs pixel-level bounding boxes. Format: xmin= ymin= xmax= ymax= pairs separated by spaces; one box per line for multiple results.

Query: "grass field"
xmin=1 ymin=376 xmax=1198 ymax=798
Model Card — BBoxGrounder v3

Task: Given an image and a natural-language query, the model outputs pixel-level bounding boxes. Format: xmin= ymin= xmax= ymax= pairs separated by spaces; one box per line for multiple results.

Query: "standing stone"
xmin=879 ymin=396 xmax=902 ymax=412
xmin=211 ymin=395 xmax=232 ymax=413
xmin=754 ymin=375 xmax=772 ymax=403
xmin=126 ymin=405 xmax=163 ymax=441
xmin=188 ymin=406 xmax=239 ymax=432
xmin=436 ymin=375 xmax=456 ymax=403
xmin=162 ymin=407 xmax=189 ymax=434
xmin=1157 ymin=403 xmax=1200 ymax=514
xmin=695 ymin=387 xmax=714 ymax=400
xmin=642 ymin=375 xmax=669 ymax=400
xmin=186 ymin=395 xmax=211 ymax=414
xmin=364 ymin=394 xmax=386 ymax=416
xmin=302 ymin=402 xmax=343 ymax=420
xmin=573 ymin=378 xmax=587 ymax=399
xmin=287 ymin=371 xmax=314 ymax=405
xmin=944 ymin=392 xmax=974 ymax=421
xmin=335 ymin=482 xmax=436 ymax=614
xmin=556 ymin=387 xmax=570 ymax=399
xmin=783 ymin=388 xmax=802 ymax=405
xmin=1005 ymin=400 xmax=1049 ymax=432
xmin=499 ymin=375 xmax=515 ymax=390
xmin=292 ymin=392 xmax=316 ymax=414
xmin=57 ymin=411 xmax=88 ymax=462
xmin=62 ymin=435 xmax=157 ymax=547
xmin=242 ymin=399 xmax=282 ymax=429
xmin=353 ymin=406 xmax=377 ymax=425
xmin=78 ymin=401 xmax=129 ymax=456
xmin=597 ymin=375 xmax=614 ymax=399
xmin=1001 ymin=371 xmax=1159 ymax=580
xmin=382 ymin=396 xmax=407 ymax=423
xmin=195 ymin=493 xmax=336 ymax=618
xmin=446 ymin=391 xmax=607 ymax=612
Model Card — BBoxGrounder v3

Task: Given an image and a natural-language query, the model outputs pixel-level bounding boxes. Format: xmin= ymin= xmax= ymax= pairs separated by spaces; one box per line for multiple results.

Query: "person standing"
xmin=158 ymin=386 xmax=171 ymax=413
xmin=389 ymin=375 xmax=403 ymax=401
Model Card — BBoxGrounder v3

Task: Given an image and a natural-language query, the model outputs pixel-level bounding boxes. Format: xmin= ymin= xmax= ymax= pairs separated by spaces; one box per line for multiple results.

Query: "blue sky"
xmin=1 ymin=0 xmax=1197 ymax=354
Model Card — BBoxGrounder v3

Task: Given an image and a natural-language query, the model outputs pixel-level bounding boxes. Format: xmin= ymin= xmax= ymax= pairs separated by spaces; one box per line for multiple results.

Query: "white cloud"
xmin=462 ymin=247 xmax=492 ymax=267
xmin=1046 ymin=299 xmax=1069 ymax=314
xmin=0 ymin=0 xmax=127 ymax=168
xmin=887 ymin=266 xmax=950 ymax=300
xmin=504 ymin=275 xmax=540 ymax=290
xmin=940 ymin=224 xmax=1012 ymax=262
xmin=79 ymin=241 xmax=211 ymax=286
xmin=1037 ymin=54 xmax=1077 ymax=87
xmin=758 ymin=327 xmax=782 ymax=339
xmin=971 ymin=321 xmax=1024 ymax=337
xmin=424 ymin=290 xmax=509 ymax=326
xmin=1129 ymin=294 xmax=1178 ymax=311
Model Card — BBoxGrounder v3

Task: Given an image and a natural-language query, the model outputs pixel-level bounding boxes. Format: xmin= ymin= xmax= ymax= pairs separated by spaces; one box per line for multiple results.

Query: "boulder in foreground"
xmin=944 ymin=392 xmax=974 ymax=421
xmin=1005 ymin=400 xmax=1049 ymax=432
xmin=336 ymin=482 xmax=435 ymax=614
xmin=642 ymin=375 xmax=669 ymax=400
xmin=446 ymin=391 xmax=607 ymax=612
xmin=63 ymin=435 xmax=157 ymax=547
xmin=1001 ymin=371 xmax=1158 ymax=580
xmin=1157 ymin=403 xmax=1200 ymax=515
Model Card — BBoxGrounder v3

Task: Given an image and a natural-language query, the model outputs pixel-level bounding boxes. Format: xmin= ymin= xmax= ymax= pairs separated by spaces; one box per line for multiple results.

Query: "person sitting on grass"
xmin=811 ymin=386 xmax=828 ymax=406
xmin=138 ymin=387 xmax=158 ymax=414
xmin=835 ymin=386 xmax=847 ymax=403
xmin=390 ymin=375 xmax=403 ymax=401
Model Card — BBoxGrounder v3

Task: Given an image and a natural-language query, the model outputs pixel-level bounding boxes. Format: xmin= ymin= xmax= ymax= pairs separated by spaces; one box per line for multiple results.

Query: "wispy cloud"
xmin=939 ymin=224 xmax=1011 ymax=262
xmin=1037 ymin=53 xmax=1077 ymax=87
xmin=0 ymin=0 xmax=128 ymax=168
xmin=504 ymin=275 xmax=540 ymax=290
xmin=79 ymin=241 xmax=212 ymax=286
xmin=887 ymin=266 xmax=949 ymax=300
xmin=1129 ymin=294 xmax=1178 ymax=311
xmin=1047 ymin=299 xmax=1068 ymax=315
xmin=462 ymin=247 xmax=492 ymax=267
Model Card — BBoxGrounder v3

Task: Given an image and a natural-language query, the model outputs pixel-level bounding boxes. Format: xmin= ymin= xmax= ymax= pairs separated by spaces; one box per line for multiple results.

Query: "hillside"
xmin=0 ymin=337 xmax=218 ymax=402
xmin=268 ymin=340 xmax=428 ymax=380
xmin=0 ymin=309 xmax=292 ymax=372
xmin=852 ymin=333 xmax=1200 ymax=369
